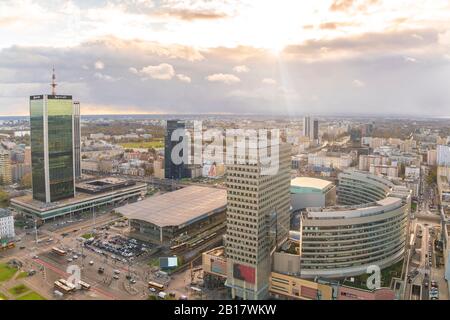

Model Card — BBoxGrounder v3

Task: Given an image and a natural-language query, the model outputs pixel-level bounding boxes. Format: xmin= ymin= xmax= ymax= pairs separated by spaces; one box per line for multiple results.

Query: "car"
xmin=113 ymin=269 xmax=120 ymax=275
xmin=113 ymin=275 xmax=119 ymax=280
xmin=149 ymin=288 xmax=156 ymax=293
xmin=33 ymin=255 xmax=39 ymax=259
xmin=89 ymin=261 xmax=94 ymax=266
xmin=67 ymin=258 xmax=73 ymax=262
xmin=130 ymin=279 xmax=136 ymax=284
xmin=98 ymin=267 xmax=105 ymax=274
xmin=19 ymin=246 xmax=26 ymax=250
xmin=73 ymin=255 xmax=78 ymax=259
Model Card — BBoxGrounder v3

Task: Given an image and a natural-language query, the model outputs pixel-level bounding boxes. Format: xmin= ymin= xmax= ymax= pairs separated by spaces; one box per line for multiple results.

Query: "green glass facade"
xmin=30 ymin=95 xmax=75 ymax=203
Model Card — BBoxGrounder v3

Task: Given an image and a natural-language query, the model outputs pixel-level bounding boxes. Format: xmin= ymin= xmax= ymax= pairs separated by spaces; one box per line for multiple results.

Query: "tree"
xmin=0 ymin=189 xmax=9 ymax=207
xmin=427 ymin=165 xmax=437 ymax=185
xmin=20 ymin=172 xmax=32 ymax=188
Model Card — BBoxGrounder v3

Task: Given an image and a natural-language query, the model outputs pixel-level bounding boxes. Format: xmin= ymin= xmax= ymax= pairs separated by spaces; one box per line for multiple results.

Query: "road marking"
xmin=34 ymin=258 xmax=118 ymax=300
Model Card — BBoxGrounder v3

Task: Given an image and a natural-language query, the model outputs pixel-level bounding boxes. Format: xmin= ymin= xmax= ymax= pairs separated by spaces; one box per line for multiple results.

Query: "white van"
xmin=158 ymin=292 xmax=167 ymax=299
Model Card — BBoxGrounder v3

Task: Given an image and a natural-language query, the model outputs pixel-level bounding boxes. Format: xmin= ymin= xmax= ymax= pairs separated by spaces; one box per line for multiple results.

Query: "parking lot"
xmin=86 ymin=234 xmax=152 ymax=264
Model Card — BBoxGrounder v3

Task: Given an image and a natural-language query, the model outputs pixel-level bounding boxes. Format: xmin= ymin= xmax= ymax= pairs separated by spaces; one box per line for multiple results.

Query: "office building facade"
xmin=225 ymin=139 xmax=291 ymax=300
xmin=303 ymin=117 xmax=319 ymax=141
xmin=0 ymin=148 xmax=12 ymax=185
xmin=164 ymin=120 xmax=189 ymax=180
xmin=30 ymin=94 xmax=75 ymax=203
xmin=73 ymin=101 xmax=81 ymax=179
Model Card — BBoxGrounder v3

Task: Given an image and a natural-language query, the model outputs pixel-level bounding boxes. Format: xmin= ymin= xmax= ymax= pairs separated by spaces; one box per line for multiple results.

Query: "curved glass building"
xmin=300 ymin=170 xmax=411 ymax=278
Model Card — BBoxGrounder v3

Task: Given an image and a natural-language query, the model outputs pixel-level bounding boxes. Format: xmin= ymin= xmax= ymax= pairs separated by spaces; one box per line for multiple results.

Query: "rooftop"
xmin=291 ymin=177 xmax=333 ymax=192
xmin=0 ymin=208 xmax=11 ymax=218
xmin=10 ymin=180 xmax=146 ymax=212
xmin=116 ymin=186 xmax=227 ymax=228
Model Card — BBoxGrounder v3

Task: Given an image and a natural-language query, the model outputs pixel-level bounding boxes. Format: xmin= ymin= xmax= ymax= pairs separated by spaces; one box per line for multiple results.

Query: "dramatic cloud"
xmin=176 ymin=74 xmax=191 ymax=83
xmin=206 ymin=73 xmax=241 ymax=84
xmin=152 ymin=8 xmax=229 ymax=21
xmin=233 ymin=65 xmax=250 ymax=73
xmin=330 ymin=0 xmax=355 ymax=12
xmin=262 ymin=78 xmax=277 ymax=85
xmin=1 ymin=1 xmax=450 ymax=117
xmin=95 ymin=60 xmax=105 ymax=70
xmin=352 ymin=79 xmax=365 ymax=87
xmin=132 ymin=63 xmax=176 ymax=80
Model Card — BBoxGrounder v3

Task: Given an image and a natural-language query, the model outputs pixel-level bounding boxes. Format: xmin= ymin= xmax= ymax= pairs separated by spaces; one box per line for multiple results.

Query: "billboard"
xmin=211 ymin=258 xmax=226 ymax=275
xmin=233 ymin=263 xmax=255 ymax=284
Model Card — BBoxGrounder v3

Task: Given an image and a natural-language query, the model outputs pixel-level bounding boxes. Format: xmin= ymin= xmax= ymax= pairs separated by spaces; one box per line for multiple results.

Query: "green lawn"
xmin=8 ymin=284 xmax=30 ymax=296
xmin=0 ymin=263 xmax=18 ymax=282
xmin=148 ymin=258 xmax=159 ymax=267
xmin=16 ymin=271 xmax=28 ymax=279
xmin=0 ymin=292 xmax=8 ymax=300
xmin=119 ymin=141 xmax=164 ymax=149
xmin=342 ymin=259 xmax=404 ymax=290
xmin=17 ymin=292 xmax=46 ymax=300
xmin=81 ymin=233 xmax=94 ymax=239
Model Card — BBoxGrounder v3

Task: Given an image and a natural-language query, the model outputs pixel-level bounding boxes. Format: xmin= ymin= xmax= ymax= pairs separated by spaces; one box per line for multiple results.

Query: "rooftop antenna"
xmin=51 ymin=66 xmax=57 ymax=95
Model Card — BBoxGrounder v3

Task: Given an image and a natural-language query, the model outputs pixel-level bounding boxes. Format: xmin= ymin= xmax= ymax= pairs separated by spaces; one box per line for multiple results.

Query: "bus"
xmin=58 ymin=279 xmax=76 ymax=291
xmin=52 ymin=247 xmax=67 ymax=256
xmin=54 ymin=281 xmax=72 ymax=294
xmin=78 ymin=280 xmax=91 ymax=290
xmin=148 ymin=281 xmax=165 ymax=291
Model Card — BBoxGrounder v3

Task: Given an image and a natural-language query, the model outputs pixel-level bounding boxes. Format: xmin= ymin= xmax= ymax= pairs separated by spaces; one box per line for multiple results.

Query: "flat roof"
xmin=291 ymin=177 xmax=333 ymax=191
xmin=10 ymin=181 xmax=146 ymax=212
xmin=116 ymin=186 xmax=227 ymax=228
xmin=0 ymin=208 xmax=11 ymax=218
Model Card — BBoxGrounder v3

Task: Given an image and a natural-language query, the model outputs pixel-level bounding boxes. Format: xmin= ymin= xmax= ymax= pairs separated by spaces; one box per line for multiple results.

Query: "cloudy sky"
xmin=1 ymin=0 xmax=450 ymax=117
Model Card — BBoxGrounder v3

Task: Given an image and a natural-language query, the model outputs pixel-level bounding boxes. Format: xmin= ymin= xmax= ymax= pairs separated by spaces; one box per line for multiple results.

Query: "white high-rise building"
xmin=225 ymin=137 xmax=291 ymax=300
xmin=0 ymin=148 xmax=12 ymax=185
xmin=0 ymin=209 xmax=15 ymax=239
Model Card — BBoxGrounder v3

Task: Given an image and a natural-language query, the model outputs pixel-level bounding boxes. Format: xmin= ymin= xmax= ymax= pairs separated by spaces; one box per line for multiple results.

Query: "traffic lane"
xmin=33 ymin=256 xmax=119 ymax=300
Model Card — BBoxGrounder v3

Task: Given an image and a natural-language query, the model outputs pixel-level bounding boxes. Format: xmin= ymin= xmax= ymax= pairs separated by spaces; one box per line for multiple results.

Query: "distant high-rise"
xmin=304 ymin=116 xmax=319 ymax=141
xmin=313 ymin=119 xmax=319 ymax=140
xmin=29 ymin=69 xmax=75 ymax=203
xmin=303 ymin=116 xmax=311 ymax=138
xmin=0 ymin=148 xmax=12 ymax=185
xmin=225 ymin=138 xmax=291 ymax=300
xmin=164 ymin=120 xmax=189 ymax=180
xmin=73 ymin=101 xmax=81 ymax=179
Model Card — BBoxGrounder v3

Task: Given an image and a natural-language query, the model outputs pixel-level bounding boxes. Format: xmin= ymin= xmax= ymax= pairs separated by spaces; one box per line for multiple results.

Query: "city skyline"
xmin=0 ymin=0 xmax=450 ymax=117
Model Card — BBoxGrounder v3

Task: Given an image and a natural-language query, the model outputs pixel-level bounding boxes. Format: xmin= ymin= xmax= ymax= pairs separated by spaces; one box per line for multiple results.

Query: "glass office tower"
xmin=164 ymin=120 xmax=189 ymax=180
xmin=30 ymin=95 xmax=75 ymax=203
xmin=73 ymin=101 xmax=81 ymax=179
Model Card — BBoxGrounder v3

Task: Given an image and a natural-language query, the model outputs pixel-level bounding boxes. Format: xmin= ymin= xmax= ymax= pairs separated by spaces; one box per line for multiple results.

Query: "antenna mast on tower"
xmin=51 ymin=67 xmax=57 ymax=95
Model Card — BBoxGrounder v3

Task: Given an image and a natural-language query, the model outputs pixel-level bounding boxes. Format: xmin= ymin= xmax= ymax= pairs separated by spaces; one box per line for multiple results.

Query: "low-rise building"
xmin=290 ymin=177 xmax=336 ymax=211
xmin=0 ymin=208 xmax=15 ymax=239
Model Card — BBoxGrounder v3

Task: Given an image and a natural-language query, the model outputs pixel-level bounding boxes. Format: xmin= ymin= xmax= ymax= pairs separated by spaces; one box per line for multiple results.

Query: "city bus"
xmin=52 ymin=247 xmax=67 ymax=256
xmin=58 ymin=279 xmax=76 ymax=291
xmin=148 ymin=281 xmax=165 ymax=291
xmin=54 ymin=281 xmax=72 ymax=294
xmin=78 ymin=280 xmax=91 ymax=290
